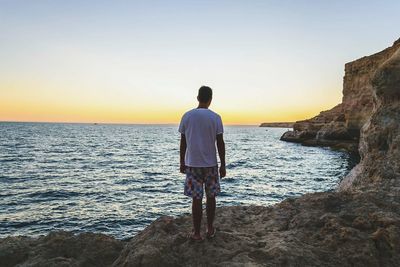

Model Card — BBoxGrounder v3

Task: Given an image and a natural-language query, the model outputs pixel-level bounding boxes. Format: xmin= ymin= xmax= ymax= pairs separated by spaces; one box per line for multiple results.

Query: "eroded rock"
xmin=0 ymin=231 xmax=125 ymax=267
xmin=339 ymin=43 xmax=400 ymax=190
xmin=112 ymin=189 xmax=400 ymax=266
xmin=281 ymin=39 xmax=400 ymax=153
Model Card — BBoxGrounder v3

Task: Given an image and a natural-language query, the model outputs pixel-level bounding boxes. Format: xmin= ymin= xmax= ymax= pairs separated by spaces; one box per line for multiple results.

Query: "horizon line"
xmin=0 ymin=120 xmax=266 ymax=127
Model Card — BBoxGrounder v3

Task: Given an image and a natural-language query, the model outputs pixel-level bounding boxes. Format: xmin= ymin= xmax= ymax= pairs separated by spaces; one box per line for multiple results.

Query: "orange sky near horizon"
xmin=0 ymin=105 xmax=334 ymax=125
xmin=0 ymin=79 xmax=342 ymax=125
xmin=0 ymin=87 xmax=340 ymax=125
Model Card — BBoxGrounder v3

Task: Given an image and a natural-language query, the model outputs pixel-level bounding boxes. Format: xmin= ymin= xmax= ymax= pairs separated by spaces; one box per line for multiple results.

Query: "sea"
xmin=0 ymin=122 xmax=358 ymax=239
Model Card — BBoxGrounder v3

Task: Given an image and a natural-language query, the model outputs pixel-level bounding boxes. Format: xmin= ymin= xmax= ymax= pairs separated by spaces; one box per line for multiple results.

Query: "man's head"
xmin=197 ymin=86 xmax=213 ymax=107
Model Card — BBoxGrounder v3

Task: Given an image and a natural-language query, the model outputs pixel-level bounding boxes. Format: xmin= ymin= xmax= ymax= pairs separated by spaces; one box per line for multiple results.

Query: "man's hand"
xmin=219 ymin=165 xmax=226 ymax=178
xmin=180 ymin=163 xmax=186 ymax=174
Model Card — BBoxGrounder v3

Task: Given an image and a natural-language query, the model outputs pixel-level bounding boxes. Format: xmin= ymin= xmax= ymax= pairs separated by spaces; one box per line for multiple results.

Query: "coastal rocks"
xmin=280 ymin=104 xmax=358 ymax=151
xmin=339 ymin=45 xmax=400 ymax=191
xmin=281 ymin=39 xmax=400 ymax=152
xmin=2 ymin=188 xmax=400 ymax=266
xmin=111 ymin=188 xmax=400 ymax=267
xmin=0 ymin=231 xmax=125 ymax=267
xmin=259 ymin=122 xmax=294 ymax=128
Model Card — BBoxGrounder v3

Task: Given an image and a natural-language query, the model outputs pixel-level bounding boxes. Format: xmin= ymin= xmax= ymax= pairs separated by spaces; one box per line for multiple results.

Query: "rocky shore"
xmin=281 ymin=39 xmax=400 ymax=153
xmin=2 ymin=189 xmax=399 ymax=266
xmin=1 ymin=39 xmax=399 ymax=266
xmin=259 ymin=122 xmax=294 ymax=128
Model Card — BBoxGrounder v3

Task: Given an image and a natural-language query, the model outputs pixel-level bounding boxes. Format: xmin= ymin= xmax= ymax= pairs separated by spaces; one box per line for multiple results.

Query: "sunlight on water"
xmin=0 ymin=122 xmax=357 ymax=239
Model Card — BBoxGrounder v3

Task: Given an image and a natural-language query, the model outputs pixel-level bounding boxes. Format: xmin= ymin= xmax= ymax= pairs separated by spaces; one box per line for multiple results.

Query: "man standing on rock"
xmin=179 ymin=85 xmax=226 ymax=241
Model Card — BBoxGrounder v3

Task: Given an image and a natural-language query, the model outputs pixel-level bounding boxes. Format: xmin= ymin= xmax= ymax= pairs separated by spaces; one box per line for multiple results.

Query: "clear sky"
xmin=1 ymin=0 xmax=399 ymax=125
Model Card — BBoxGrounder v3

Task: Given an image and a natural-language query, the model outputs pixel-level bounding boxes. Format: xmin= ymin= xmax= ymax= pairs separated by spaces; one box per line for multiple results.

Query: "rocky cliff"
xmin=281 ymin=39 xmax=400 ymax=153
xmin=259 ymin=122 xmax=294 ymax=128
xmin=1 ymin=40 xmax=399 ymax=267
xmin=339 ymin=45 xmax=400 ymax=191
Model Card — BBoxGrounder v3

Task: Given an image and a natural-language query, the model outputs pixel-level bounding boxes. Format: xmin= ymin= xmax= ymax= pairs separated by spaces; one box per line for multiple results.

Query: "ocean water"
xmin=0 ymin=122 xmax=357 ymax=239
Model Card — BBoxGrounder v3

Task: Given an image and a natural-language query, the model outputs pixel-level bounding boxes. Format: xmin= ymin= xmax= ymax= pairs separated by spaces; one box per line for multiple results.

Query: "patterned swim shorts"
xmin=184 ymin=166 xmax=220 ymax=199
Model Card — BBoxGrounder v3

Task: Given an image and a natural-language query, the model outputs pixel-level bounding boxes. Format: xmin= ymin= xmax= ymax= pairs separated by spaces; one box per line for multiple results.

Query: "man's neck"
xmin=197 ymin=104 xmax=209 ymax=109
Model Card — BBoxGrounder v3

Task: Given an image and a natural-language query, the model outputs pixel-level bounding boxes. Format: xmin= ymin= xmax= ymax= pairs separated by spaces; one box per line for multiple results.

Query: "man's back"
xmin=179 ymin=85 xmax=225 ymax=241
xmin=179 ymin=108 xmax=223 ymax=168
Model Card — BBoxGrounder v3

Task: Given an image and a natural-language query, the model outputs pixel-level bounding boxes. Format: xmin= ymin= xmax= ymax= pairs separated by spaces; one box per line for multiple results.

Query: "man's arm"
xmin=216 ymin=134 xmax=226 ymax=178
xmin=180 ymin=134 xmax=187 ymax=173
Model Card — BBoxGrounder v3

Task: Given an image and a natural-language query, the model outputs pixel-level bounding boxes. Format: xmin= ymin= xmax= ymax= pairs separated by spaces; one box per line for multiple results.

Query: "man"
xmin=179 ymin=85 xmax=226 ymax=241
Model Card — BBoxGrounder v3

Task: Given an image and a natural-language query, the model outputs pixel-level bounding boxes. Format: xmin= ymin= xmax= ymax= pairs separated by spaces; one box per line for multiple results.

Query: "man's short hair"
xmin=198 ymin=86 xmax=212 ymax=103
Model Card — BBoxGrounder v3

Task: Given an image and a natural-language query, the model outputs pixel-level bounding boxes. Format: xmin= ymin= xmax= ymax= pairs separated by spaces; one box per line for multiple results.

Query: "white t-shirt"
xmin=178 ymin=108 xmax=224 ymax=167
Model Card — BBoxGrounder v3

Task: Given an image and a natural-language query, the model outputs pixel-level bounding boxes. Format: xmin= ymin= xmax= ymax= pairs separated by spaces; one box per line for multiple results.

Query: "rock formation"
xmin=1 ymin=39 xmax=399 ymax=266
xmin=281 ymin=39 xmax=400 ymax=153
xmin=0 ymin=231 xmax=125 ymax=267
xmin=111 ymin=189 xmax=400 ymax=267
xmin=339 ymin=45 xmax=400 ymax=191
xmin=3 ymin=189 xmax=399 ymax=266
xmin=259 ymin=122 xmax=294 ymax=128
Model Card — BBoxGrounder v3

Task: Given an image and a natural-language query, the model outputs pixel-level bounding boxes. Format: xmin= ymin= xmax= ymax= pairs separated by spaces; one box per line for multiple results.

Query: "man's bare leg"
xmin=206 ymin=196 xmax=216 ymax=233
xmin=192 ymin=198 xmax=203 ymax=239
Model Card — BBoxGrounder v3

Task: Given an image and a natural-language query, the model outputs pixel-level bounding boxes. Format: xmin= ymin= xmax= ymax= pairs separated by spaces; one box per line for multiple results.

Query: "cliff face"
xmin=281 ymin=39 xmax=400 ymax=153
xmin=1 ymin=40 xmax=400 ymax=267
xmin=339 ymin=46 xmax=400 ymax=191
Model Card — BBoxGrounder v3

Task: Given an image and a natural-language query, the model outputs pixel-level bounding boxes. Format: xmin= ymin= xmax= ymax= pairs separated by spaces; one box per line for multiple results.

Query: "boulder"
xmin=0 ymin=231 xmax=125 ymax=267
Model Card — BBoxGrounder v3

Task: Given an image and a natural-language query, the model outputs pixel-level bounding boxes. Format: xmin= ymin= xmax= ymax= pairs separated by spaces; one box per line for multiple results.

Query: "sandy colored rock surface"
xmin=339 ymin=44 xmax=400 ymax=191
xmin=0 ymin=231 xmax=125 ymax=267
xmin=3 ymin=189 xmax=399 ymax=267
xmin=112 ymin=188 xmax=400 ymax=267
